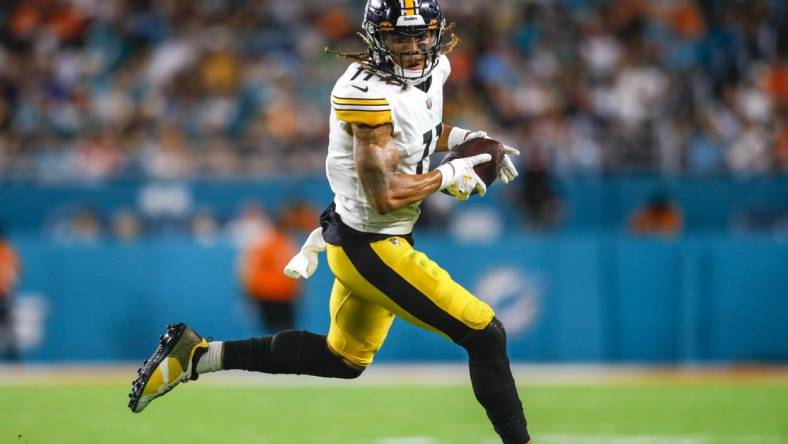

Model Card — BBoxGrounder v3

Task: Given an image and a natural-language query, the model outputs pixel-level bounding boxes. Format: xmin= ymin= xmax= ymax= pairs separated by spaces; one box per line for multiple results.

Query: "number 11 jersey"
xmin=325 ymin=55 xmax=451 ymax=236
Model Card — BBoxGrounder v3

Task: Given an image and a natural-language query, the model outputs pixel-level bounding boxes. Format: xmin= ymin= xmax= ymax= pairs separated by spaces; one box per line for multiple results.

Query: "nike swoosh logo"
xmin=352 ymin=85 xmax=369 ymax=93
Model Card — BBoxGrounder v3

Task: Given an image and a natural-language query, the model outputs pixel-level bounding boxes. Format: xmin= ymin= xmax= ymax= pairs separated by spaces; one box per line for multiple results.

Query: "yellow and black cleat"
xmin=128 ymin=323 xmax=208 ymax=413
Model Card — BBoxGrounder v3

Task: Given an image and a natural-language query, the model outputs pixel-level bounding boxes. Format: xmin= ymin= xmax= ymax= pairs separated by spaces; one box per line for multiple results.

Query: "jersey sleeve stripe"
xmin=333 ymin=104 xmax=391 ymax=112
xmin=332 ymin=96 xmax=389 ymax=106
xmin=335 ymin=109 xmax=393 ymax=126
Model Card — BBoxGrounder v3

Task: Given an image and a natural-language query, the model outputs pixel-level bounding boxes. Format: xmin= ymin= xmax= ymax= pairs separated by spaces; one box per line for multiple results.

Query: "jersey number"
xmin=417 ymin=123 xmax=443 ymax=174
xmin=350 ymin=68 xmax=375 ymax=81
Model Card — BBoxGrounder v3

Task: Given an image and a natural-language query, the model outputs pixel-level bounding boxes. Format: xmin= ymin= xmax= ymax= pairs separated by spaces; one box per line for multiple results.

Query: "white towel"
xmin=283 ymin=227 xmax=327 ymax=279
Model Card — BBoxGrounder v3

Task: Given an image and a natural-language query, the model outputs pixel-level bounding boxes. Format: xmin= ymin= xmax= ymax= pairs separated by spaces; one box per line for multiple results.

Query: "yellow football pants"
xmin=325 ymin=236 xmax=495 ymax=368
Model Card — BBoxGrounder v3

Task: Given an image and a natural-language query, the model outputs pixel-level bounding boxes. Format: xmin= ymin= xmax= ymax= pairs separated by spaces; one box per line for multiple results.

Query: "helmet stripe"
xmin=402 ymin=0 xmax=416 ymax=16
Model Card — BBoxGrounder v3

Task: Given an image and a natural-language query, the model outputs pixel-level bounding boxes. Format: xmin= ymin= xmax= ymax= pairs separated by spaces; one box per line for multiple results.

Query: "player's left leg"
xmin=326 ymin=237 xmax=530 ymax=444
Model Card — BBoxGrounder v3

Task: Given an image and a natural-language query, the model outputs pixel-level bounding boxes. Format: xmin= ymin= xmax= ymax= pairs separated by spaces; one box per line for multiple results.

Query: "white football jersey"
xmin=326 ymin=55 xmax=451 ymax=235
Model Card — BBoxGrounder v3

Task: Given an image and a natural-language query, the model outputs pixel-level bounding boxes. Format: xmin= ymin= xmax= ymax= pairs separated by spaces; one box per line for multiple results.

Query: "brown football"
xmin=439 ymin=137 xmax=504 ymax=195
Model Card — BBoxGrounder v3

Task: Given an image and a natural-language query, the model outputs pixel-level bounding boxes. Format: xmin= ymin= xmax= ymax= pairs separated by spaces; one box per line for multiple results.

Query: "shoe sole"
xmin=128 ymin=323 xmax=187 ymax=413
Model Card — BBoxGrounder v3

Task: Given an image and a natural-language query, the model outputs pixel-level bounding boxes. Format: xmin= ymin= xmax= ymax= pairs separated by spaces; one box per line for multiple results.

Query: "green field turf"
xmin=2 ymin=382 xmax=787 ymax=444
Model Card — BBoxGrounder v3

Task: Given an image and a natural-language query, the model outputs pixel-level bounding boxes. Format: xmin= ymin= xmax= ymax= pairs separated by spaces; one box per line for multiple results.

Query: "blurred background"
xmin=0 ymin=0 xmax=787 ymax=364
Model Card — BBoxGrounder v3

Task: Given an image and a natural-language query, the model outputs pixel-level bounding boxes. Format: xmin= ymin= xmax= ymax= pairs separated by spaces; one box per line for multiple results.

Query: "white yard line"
xmin=374 ymin=433 xmax=784 ymax=444
xmin=0 ymin=363 xmax=787 ymax=386
xmin=375 ymin=438 xmax=437 ymax=444
xmin=541 ymin=434 xmax=708 ymax=444
xmin=377 ymin=435 xmax=784 ymax=444
xmin=539 ymin=434 xmax=784 ymax=444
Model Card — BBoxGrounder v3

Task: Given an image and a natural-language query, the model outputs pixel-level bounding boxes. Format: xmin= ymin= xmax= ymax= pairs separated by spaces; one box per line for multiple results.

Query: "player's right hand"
xmin=435 ymin=153 xmax=492 ymax=200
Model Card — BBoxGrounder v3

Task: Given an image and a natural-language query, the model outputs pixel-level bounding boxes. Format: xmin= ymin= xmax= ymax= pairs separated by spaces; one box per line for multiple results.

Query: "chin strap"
xmin=283 ymin=227 xmax=327 ymax=279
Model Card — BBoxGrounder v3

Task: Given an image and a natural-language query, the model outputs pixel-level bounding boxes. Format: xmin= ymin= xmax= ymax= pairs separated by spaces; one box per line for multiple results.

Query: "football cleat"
xmin=128 ymin=323 xmax=208 ymax=413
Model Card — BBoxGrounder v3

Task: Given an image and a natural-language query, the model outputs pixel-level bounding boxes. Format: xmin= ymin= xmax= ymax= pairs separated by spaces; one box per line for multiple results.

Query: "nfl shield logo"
xmin=426 ymin=98 xmax=433 ymax=110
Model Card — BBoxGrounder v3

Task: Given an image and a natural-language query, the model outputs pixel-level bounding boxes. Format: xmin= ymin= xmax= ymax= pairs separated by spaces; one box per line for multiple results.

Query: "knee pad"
xmin=271 ymin=330 xmax=365 ymax=379
xmin=458 ymin=317 xmax=508 ymax=363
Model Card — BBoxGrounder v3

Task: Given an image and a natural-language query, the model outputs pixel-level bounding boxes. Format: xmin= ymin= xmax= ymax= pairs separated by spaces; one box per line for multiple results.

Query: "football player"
xmin=129 ymin=1 xmax=530 ymax=442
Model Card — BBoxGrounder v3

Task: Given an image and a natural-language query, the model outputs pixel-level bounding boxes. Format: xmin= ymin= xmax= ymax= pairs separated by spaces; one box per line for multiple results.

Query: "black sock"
xmin=459 ymin=319 xmax=530 ymax=444
xmin=469 ymin=360 xmax=529 ymax=443
xmin=222 ymin=330 xmax=363 ymax=379
xmin=223 ymin=336 xmax=277 ymax=373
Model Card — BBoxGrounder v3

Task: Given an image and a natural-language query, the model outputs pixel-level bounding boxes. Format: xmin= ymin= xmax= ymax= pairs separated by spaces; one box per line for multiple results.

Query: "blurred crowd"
xmin=0 ymin=0 xmax=786 ymax=181
xmin=44 ymin=196 xmax=318 ymax=245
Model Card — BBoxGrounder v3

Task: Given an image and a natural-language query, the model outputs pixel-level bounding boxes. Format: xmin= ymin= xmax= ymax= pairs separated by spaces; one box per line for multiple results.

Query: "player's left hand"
xmin=449 ymin=127 xmax=520 ymax=185
xmin=498 ymin=145 xmax=520 ymax=184
xmin=462 ymin=130 xmax=520 ymax=185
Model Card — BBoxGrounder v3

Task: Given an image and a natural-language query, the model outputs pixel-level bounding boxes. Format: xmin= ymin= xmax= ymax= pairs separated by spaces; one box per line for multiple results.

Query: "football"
xmin=439 ymin=137 xmax=504 ymax=194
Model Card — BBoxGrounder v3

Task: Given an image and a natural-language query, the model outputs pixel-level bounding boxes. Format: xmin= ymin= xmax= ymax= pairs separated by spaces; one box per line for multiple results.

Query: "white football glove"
xmin=447 ymin=127 xmax=488 ymax=150
xmin=435 ymin=153 xmax=492 ymax=201
xmin=448 ymin=127 xmax=520 ymax=185
xmin=498 ymin=145 xmax=520 ymax=184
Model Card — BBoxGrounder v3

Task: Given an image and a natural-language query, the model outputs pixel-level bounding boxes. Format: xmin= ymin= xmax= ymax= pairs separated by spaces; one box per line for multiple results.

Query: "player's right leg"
xmin=219 ymin=279 xmax=393 ymax=374
xmin=128 ymin=281 xmax=392 ymax=413
xmin=128 ymin=323 xmax=208 ymax=413
xmin=128 ymin=322 xmax=365 ymax=414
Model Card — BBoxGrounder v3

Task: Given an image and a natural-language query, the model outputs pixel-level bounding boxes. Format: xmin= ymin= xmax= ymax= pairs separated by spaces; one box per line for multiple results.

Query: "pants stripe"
xmin=342 ymin=242 xmax=473 ymax=342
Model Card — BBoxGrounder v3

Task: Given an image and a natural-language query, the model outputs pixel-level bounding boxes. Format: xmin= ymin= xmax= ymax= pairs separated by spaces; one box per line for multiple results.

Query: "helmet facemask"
xmin=363 ymin=18 xmax=445 ymax=86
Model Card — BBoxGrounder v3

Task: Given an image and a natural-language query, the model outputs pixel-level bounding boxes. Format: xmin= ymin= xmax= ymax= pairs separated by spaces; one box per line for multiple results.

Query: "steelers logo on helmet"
xmin=363 ymin=0 xmax=446 ymax=86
